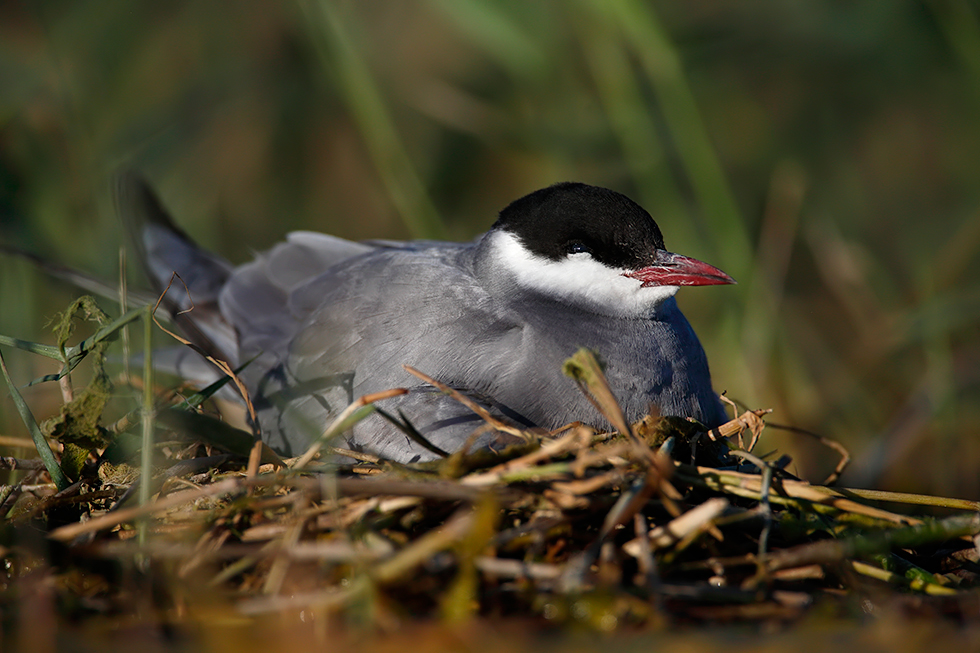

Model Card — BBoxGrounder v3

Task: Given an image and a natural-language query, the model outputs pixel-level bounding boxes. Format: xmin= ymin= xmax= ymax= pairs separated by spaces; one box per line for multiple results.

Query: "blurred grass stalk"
xmin=302 ymin=0 xmax=447 ymax=240
xmin=588 ymin=0 xmax=751 ymax=271
xmin=138 ymin=303 xmax=154 ymax=544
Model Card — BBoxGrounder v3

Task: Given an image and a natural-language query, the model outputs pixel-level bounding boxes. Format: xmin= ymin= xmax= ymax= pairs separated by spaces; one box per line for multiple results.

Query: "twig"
xmin=48 ymin=477 xmax=245 ymax=542
xmin=728 ymin=449 xmax=774 ymax=561
xmin=0 ymin=457 xmax=46 ymax=471
xmin=291 ymin=388 xmax=407 ymax=470
xmin=623 ymin=497 xmax=730 ymax=554
xmin=403 ymin=365 xmax=529 ymax=438
xmin=682 ymin=465 xmax=920 ymax=526
xmin=763 ymin=513 xmax=980 ymax=573
xmin=767 ymin=421 xmax=850 ymax=484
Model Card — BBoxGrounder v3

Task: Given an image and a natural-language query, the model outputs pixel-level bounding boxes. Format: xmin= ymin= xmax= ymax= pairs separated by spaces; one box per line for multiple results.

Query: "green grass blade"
xmin=173 ymin=355 xmax=257 ymax=411
xmin=64 ymin=303 xmax=146 ymax=359
xmin=0 ymin=335 xmax=63 ymax=361
xmin=59 ymin=304 xmax=148 ymax=374
xmin=429 ymin=0 xmax=548 ymax=81
xmin=11 ymin=304 xmax=150 ymax=387
xmin=0 ymin=347 xmax=71 ymax=491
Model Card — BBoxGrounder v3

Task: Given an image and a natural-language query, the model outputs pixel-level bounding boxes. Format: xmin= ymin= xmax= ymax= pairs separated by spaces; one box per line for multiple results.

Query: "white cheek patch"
xmin=490 ymin=231 xmax=679 ymax=317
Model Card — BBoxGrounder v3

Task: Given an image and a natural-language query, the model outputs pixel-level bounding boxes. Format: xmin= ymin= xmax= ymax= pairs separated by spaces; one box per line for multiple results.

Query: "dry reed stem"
xmin=623 ymin=497 xmax=730 ymax=555
xmin=403 ymin=365 xmax=531 ymax=439
xmin=689 ymin=466 xmax=919 ymax=525
xmin=291 ymin=387 xmax=408 ymax=470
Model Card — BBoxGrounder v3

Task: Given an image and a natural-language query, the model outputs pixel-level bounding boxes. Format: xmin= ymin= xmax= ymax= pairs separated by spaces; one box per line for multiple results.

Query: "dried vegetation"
xmin=1 ymin=299 xmax=980 ymax=647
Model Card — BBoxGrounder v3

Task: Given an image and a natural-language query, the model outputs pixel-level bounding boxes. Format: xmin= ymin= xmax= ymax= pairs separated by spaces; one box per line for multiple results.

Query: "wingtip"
xmin=113 ymin=169 xmax=181 ymax=231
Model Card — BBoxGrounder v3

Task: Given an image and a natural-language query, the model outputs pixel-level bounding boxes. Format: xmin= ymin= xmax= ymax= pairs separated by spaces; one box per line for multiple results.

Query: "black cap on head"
xmin=493 ymin=182 xmax=666 ymax=270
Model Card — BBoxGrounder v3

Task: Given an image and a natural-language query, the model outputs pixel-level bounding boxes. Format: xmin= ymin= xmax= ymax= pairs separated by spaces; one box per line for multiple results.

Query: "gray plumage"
xmin=120 ymin=177 xmax=732 ymax=462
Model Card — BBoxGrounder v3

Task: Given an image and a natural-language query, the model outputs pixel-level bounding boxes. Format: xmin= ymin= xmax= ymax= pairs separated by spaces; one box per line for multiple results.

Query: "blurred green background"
xmin=1 ymin=1 xmax=979 ymax=497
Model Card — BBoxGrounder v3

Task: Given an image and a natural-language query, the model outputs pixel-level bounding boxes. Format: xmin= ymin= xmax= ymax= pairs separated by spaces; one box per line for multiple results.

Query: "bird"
xmin=118 ymin=178 xmax=735 ymax=463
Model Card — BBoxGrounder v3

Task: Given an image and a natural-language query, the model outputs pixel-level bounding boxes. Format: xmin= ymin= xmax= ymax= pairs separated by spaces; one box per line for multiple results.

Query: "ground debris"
xmin=3 ymin=402 xmax=979 ymax=638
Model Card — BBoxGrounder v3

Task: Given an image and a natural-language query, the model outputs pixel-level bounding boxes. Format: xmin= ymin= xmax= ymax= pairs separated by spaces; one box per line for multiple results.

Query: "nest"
xmin=2 ymin=299 xmax=980 ymax=641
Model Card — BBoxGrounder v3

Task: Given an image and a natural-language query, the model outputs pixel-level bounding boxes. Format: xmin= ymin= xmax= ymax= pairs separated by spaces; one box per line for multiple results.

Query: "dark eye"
xmin=567 ymin=242 xmax=591 ymax=256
